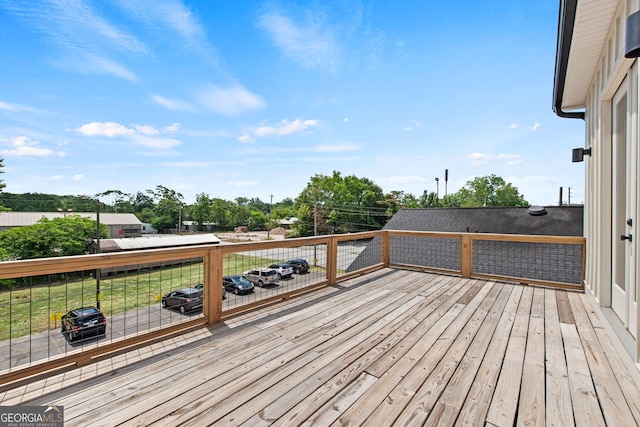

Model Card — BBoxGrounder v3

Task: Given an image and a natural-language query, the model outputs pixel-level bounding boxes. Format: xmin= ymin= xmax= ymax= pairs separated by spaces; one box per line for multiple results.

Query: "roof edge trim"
xmin=553 ymin=0 xmax=586 ymax=120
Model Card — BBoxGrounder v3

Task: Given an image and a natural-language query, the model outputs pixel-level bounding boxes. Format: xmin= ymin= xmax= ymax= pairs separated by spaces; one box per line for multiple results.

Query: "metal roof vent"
xmin=527 ymin=206 xmax=547 ymax=216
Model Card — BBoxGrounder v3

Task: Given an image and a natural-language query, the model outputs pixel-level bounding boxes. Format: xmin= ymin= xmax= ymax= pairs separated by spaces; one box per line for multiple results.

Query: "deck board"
xmin=2 ymin=269 xmax=640 ymax=426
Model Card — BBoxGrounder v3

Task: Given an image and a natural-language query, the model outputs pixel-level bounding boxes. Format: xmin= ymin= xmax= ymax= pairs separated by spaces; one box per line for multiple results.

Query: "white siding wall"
xmin=584 ymin=0 xmax=640 ymax=359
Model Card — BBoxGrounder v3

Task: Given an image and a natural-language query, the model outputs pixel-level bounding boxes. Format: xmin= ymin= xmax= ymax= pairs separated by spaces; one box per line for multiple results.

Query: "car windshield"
xmin=77 ymin=307 xmax=101 ymax=317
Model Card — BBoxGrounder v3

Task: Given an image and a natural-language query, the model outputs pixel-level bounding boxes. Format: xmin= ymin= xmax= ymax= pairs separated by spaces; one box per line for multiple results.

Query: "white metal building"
xmin=0 ymin=211 xmax=142 ymax=239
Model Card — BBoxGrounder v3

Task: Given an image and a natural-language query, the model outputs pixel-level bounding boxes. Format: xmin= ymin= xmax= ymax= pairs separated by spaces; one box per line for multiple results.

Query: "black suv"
xmin=286 ymin=259 xmax=310 ymax=274
xmin=61 ymin=306 xmax=107 ymax=342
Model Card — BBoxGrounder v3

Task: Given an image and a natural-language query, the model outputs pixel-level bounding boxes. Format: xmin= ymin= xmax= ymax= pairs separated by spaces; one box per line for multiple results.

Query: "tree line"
xmin=0 ymin=155 xmax=529 ymax=261
xmin=1 ymin=172 xmax=528 ymax=235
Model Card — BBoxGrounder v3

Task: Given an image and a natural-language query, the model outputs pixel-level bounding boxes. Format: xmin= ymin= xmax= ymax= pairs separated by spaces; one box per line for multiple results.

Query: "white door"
xmin=611 ymin=77 xmax=638 ymax=338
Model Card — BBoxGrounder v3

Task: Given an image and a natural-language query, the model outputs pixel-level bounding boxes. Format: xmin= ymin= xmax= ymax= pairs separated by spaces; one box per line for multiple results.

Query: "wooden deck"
xmin=2 ymin=269 xmax=640 ymax=426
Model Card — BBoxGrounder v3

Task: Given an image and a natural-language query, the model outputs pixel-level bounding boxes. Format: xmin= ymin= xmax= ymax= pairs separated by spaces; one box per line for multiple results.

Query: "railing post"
xmin=328 ymin=236 xmax=337 ymax=286
xmin=382 ymin=230 xmax=390 ymax=267
xmin=461 ymin=234 xmax=472 ymax=278
xmin=206 ymin=247 xmax=223 ymax=324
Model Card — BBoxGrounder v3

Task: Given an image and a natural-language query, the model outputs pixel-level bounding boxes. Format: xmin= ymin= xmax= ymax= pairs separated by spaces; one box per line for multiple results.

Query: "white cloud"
xmin=401 ymin=120 xmax=422 ymax=132
xmin=257 ymin=10 xmax=339 ymax=72
xmin=76 ymin=121 xmax=182 ymax=149
xmin=497 ymin=153 xmax=523 ymax=165
xmin=254 ymin=119 xmax=319 ymax=138
xmin=51 ymin=175 xmax=64 ymax=181
xmin=0 ymin=136 xmax=55 ymax=157
xmin=79 ymin=54 xmax=138 ymax=81
xmin=164 ymin=123 xmax=181 ymax=133
xmin=2 ymin=1 xmax=148 ymax=80
xmin=0 ymin=101 xmax=17 ymax=111
xmin=130 ymin=134 xmax=181 ymax=149
xmin=467 ymin=152 xmax=493 ymax=166
xmin=76 ymin=122 xmax=134 ymax=137
xmin=238 ymin=134 xmax=254 ymax=144
xmin=344 ymin=118 xmax=349 ymax=122
xmin=509 ymin=123 xmax=518 ymax=129
xmin=72 ymin=174 xmax=84 ymax=181
xmin=152 ymin=95 xmax=195 ymax=112
xmin=531 ymin=122 xmax=541 ymax=131
xmin=114 ymin=0 xmax=204 ymax=40
xmin=0 ymin=100 xmax=43 ymax=113
xmin=196 ymin=84 xmax=265 ymax=116
xmin=135 ymin=125 xmax=160 ymax=135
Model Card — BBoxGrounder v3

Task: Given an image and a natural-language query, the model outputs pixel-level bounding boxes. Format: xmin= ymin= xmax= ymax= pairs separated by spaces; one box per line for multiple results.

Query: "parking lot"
xmin=0 ymin=242 xmax=367 ymax=372
xmin=0 ymin=270 xmax=327 ymax=371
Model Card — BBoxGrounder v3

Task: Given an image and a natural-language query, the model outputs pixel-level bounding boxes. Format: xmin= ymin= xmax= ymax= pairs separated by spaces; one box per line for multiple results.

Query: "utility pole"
xmin=267 ymin=194 xmax=273 ymax=239
xmin=177 ymin=206 xmax=182 ymax=234
xmin=444 ymin=169 xmax=448 ymax=198
xmin=95 ymin=198 xmax=101 ymax=310
xmin=568 ymin=187 xmax=572 ymax=205
xmin=314 ymin=202 xmax=318 ymax=266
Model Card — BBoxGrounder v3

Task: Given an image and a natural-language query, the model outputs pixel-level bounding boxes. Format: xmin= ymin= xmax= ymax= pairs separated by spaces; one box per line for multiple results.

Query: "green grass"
xmin=0 ymin=253 xmax=285 ymax=341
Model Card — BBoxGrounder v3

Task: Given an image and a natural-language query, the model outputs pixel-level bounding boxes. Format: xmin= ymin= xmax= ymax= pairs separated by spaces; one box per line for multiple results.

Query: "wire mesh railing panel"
xmin=221 ymin=244 xmax=325 ymax=312
xmin=389 ymin=235 xmax=461 ymax=271
xmin=472 ymin=240 xmax=583 ymax=285
xmin=0 ymin=257 xmax=204 ymax=372
xmin=339 ymin=237 xmax=381 ymax=276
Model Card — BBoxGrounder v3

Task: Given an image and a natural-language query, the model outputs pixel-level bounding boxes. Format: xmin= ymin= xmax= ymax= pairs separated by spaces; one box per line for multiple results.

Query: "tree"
xmin=0 ymin=216 xmax=107 ymax=260
xmin=450 ymin=175 xmax=528 ymax=207
xmin=192 ymin=193 xmax=212 ymax=228
xmin=247 ymin=211 xmax=268 ymax=230
xmin=97 ymin=190 xmax=133 ymax=213
xmin=148 ymin=185 xmax=184 ymax=232
xmin=381 ymin=191 xmax=421 ymax=218
xmin=130 ymin=191 xmax=155 ymax=212
xmin=296 ymin=171 xmax=386 ymax=234
xmin=419 ymin=190 xmax=440 ymax=207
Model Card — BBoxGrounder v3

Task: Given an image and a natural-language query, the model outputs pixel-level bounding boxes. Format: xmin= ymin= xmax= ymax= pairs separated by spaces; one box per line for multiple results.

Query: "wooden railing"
xmin=0 ymin=230 xmax=585 ymax=390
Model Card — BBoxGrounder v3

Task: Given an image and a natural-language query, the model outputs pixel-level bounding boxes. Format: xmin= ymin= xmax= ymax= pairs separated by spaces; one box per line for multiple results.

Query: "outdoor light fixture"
xmin=626 ymin=11 xmax=640 ymax=58
xmin=572 ymin=147 xmax=592 ymax=162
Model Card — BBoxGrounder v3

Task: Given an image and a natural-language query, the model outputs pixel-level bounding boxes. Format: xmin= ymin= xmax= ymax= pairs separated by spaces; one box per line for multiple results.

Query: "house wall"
xmin=584 ymin=0 xmax=640 ymax=359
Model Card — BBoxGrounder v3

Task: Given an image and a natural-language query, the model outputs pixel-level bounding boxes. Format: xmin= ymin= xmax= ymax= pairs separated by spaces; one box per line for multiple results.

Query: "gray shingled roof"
xmin=384 ymin=206 xmax=583 ymax=236
xmin=346 ymin=206 xmax=584 ymax=285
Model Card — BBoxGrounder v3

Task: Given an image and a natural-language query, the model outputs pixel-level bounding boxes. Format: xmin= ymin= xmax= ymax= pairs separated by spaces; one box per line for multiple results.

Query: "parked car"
xmin=243 ymin=268 xmax=280 ymax=287
xmin=195 ymin=282 xmax=227 ymax=299
xmin=61 ymin=306 xmax=107 ymax=342
xmin=268 ymin=263 xmax=294 ymax=279
xmin=161 ymin=287 xmax=203 ymax=313
xmin=286 ymin=259 xmax=310 ymax=274
xmin=222 ymin=275 xmax=255 ymax=295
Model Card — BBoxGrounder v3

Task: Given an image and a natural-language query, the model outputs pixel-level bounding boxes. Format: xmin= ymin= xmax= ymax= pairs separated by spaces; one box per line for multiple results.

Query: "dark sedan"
xmin=222 ymin=275 xmax=255 ymax=295
xmin=61 ymin=306 xmax=107 ymax=342
xmin=286 ymin=258 xmax=310 ymax=274
xmin=161 ymin=287 xmax=203 ymax=313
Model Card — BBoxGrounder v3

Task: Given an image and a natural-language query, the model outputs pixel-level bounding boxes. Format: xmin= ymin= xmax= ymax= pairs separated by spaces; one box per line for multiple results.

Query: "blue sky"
xmin=0 ymin=0 xmax=585 ymax=206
